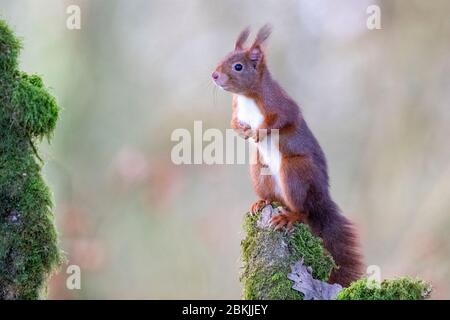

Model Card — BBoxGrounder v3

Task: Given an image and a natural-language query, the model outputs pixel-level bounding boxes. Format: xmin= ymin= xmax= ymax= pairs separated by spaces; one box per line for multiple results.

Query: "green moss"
xmin=11 ymin=72 xmax=59 ymax=140
xmin=0 ymin=19 xmax=62 ymax=299
xmin=337 ymin=277 xmax=431 ymax=300
xmin=241 ymin=204 xmax=336 ymax=300
xmin=289 ymin=223 xmax=336 ymax=281
xmin=0 ymin=19 xmax=21 ymax=73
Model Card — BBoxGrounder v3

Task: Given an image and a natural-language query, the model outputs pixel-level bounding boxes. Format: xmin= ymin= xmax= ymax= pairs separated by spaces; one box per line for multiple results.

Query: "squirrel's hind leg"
xmin=270 ymin=156 xmax=312 ymax=229
xmin=249 ymin=199 xmax=271 ymax=215
xmin=269 ymin=207 xmax=305 ymax=230
xmin=249 ymin=158 xmax=280 ymax=215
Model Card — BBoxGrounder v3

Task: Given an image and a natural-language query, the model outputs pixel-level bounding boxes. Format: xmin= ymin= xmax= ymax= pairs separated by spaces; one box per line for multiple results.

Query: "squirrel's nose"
xmin=212 ymin=71 xmax=219 ymax=80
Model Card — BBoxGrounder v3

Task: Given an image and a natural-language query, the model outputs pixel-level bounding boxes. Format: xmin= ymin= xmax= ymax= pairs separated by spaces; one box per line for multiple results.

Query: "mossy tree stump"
xmin=241 ymin=204 xmax=432 ymax=300
xmin=241 ymin=204 xmax=336 ymax=299
xmin=0 ymin=19 xmax=62 ymax=299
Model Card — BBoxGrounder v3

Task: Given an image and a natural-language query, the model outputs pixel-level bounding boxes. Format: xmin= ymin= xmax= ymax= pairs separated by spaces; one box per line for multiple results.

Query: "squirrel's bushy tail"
xmin=306 ymin=199 xmax=364 ymax=287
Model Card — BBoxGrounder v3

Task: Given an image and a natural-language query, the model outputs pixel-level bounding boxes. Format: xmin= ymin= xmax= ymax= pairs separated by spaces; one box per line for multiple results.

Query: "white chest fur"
xmin=235 ymin=95 xmax=282 ymax=194
xmin=236 ymin=95 xmax=264 ymax=129
xmin=257 ymin=135 xmax=282 ymax=190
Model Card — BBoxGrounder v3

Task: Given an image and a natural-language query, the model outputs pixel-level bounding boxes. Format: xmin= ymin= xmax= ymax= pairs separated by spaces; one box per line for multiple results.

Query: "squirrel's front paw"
xmin=234 ymin=121 xmax=252 ymax=140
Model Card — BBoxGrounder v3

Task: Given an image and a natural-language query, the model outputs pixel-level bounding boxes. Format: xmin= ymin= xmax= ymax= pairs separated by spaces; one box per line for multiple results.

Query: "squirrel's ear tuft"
xmin=252 ymin=23 xmax=272 ymax=49
xmin=235 ymin=26 xmax=251 ymax=50
xmin=248 ymin=24 xmax=272 ymax=67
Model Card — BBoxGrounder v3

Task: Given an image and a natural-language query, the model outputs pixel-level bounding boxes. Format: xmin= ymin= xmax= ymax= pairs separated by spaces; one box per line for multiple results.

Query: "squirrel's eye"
xmin=234 ymin=63 xmax=243 ymax=71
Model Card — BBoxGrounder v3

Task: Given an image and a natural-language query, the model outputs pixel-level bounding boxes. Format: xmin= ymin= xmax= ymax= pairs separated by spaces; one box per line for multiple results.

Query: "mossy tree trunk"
xmin=241 ymin=203 xmax=432 ymax=300
xmin=240 ymin=204 xmax=337 ymax=300
xmin=0 ymin=19 xmax=62 ymax=300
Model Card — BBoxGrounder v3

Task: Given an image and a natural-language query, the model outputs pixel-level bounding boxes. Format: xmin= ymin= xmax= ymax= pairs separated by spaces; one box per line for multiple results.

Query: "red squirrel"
xmin=212 ymin=25 xmax=364 ymax=287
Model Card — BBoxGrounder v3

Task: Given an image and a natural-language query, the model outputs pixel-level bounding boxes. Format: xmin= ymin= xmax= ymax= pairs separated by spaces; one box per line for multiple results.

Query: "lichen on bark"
xmin=0 ymin=19 xmax=62 ymax=300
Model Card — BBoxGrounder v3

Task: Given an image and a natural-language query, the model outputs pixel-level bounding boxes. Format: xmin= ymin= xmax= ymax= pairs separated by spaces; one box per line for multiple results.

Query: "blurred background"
xmin=0 ymin=0 xmax=449 ymax=299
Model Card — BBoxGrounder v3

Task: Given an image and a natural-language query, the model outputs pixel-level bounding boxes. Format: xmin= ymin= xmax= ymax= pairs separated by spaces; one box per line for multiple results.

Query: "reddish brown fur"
xmin=213 ymin=25 xmax=364 ymax=287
